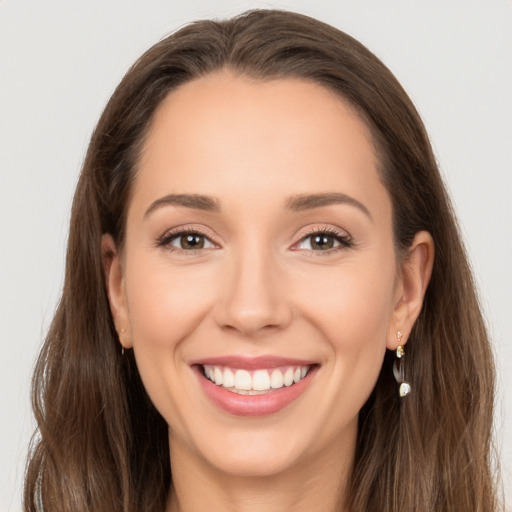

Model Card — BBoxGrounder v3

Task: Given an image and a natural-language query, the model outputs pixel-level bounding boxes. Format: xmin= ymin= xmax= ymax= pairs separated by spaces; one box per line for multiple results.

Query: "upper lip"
xmin=190 ymin=355 xmax=316 ymax=370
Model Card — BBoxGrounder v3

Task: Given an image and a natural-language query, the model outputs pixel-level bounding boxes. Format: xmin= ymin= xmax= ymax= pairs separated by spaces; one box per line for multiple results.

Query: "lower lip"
xmin=195 ymin=366 xmax=317 ymax=416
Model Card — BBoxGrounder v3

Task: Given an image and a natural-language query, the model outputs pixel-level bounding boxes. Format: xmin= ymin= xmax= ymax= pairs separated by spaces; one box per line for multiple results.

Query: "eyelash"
xmin=293 ymin=227 xmax=354 ymax=254
xmin=156 ymin=226 xmax=354 ymax=254
xmin=156 ymin=226 xmax=218 ymax=254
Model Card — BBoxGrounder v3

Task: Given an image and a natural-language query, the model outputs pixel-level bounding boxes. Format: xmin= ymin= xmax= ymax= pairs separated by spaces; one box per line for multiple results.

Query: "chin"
xmin=199 ymin=434 xmax=308 ymax=478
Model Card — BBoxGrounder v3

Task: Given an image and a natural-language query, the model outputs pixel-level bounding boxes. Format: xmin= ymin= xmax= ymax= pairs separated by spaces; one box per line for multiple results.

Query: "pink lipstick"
xmin=192 ymin=356 xmax=318 ymax=416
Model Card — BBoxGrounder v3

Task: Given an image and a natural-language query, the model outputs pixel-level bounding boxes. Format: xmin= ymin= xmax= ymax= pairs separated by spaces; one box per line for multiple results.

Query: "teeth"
xmin=214 ymin=367 xmax=223 ymax=385
xmin=203 ymin=364 xmax=311 ymax=393
xmin=283 ymin=368 xmax=294 ymax=386
xmin=230 ymin=389 xmax=270 ymax=395
xmin=223 ymin=367 xmax=235 ymax=388
xmin=270 ymin=368 xmax=284 ymax=389
xmin=234 ymin=370 xmax=252 ymax=390
xmin=253 ymin=370 xmax=270 ymax=391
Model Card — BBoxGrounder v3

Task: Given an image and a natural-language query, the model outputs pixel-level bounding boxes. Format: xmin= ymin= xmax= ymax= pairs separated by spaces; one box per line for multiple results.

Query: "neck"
xmin=166 ymin=436 xmax=354 ymax=512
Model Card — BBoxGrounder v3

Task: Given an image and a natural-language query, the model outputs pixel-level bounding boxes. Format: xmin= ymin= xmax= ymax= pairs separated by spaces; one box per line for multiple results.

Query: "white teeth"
xmin=283 ymin=368 xmax=294 ymax=386
xmin=253 ymin=370 xmax=271 ymax=391
xmin=203 ymin=364 xmax=311 ymax=393
xmin=270 ymin=368 xmax=284 ymax=389
xmin=223 ymin=367 xmax=235 ymax=388
xmin=234 ymin=369 xmax=252 ymax=390
xmin=230 ymin=389 xmax=270 ymax=395
xmin=214 ymin=367 xmax=223 ymax=385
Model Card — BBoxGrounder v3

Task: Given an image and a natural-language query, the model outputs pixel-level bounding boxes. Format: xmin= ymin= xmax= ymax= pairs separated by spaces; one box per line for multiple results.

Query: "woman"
xmin=24 ymin=9 xmax=500 ymax=512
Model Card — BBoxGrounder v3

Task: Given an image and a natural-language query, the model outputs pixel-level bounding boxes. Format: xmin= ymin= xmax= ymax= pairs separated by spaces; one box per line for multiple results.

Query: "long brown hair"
xmin=24 ymin=9 xmax=500 ymax=512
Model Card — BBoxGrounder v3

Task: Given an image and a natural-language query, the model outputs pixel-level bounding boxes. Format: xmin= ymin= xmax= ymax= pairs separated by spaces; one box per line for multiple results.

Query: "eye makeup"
xmin=155 ymin=222 xmax=354 ymax=257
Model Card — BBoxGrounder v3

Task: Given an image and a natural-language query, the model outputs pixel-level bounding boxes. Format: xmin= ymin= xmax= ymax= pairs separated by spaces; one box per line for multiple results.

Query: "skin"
xmin=103 ymin=72 xmax=434 ymax=512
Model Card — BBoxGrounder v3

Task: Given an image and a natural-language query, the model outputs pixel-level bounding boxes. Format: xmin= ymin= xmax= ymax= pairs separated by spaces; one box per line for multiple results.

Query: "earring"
xmin=120 ymin=328 xmax=126 ymax=356
xmin=393 ymin=331 xmax=411 ymax=397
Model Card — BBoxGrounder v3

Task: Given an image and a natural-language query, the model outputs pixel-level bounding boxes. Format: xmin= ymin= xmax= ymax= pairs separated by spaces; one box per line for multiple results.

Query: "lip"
xmin=190 ymin=355 xmax=317 ymax=370
xmin=192 ymin=357 xmax=318 ymax=416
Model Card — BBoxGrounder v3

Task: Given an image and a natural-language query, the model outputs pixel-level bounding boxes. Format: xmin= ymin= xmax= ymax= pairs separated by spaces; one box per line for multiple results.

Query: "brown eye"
xmin=162 ymin=231 xmax=215 ymax=251
xmin=179 ymin=234 xmax=205 ymax=249
xmin=310 ymin=234 xmax=335 ymax=250
xmin=295 ymin=230 xmax=352 ymax=252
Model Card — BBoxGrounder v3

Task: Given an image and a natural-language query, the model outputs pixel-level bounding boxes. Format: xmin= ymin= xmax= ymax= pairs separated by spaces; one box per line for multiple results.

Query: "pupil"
xmin=182 ymin=234 xmax=204 ymax=249
xmin=312 ymin=234 xmax=333 ymax=250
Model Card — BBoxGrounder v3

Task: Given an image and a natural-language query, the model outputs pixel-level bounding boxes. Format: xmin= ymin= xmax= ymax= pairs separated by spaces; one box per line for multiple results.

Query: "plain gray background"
xmin=1 ymin=1 xmax=511 ymax=510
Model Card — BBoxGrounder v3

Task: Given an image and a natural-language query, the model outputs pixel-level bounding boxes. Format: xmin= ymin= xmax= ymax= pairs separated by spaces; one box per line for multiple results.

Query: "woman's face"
xmin=107 ymin=72 xmax=405 ymax=478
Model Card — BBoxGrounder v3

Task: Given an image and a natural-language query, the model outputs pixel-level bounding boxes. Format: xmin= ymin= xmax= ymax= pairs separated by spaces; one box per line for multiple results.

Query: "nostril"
xmin=212 ymin=262 xmax=293 ymax=335
xmin=220 ymin=319 xmax=284 ymax=338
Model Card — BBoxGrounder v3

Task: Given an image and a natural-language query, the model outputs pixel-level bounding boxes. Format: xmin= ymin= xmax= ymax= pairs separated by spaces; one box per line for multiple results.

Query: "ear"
xmin=101 ymin=234 xmax=133 ymax=349
xmin=387 ymin=231 xmax=434 ymax=350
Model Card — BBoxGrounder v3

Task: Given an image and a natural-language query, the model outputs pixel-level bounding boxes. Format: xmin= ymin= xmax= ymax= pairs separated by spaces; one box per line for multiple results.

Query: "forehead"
xmin=142 ymin=72 xmax=375 ymax=163
xmin=132 ymin=72 xmax=389 ymax=221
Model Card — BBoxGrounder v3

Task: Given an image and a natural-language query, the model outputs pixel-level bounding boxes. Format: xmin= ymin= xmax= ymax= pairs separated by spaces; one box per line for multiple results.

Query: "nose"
xmin=214 ymin=246 xmax=292 ymax=337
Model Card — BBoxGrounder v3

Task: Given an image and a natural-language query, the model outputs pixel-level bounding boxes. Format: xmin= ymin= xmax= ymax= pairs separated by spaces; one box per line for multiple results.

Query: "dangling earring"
xmin=393 ymin=331 xmax=411 ymax=397
xmin=120 ymin=328 xmax=126 ymax=356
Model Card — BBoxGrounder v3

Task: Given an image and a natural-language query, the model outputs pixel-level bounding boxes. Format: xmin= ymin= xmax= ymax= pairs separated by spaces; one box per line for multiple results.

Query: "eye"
xmin=158 ymin=230 xmax=216 ymax=251
xmin=295 ymin=229 xmax=353 ymax=252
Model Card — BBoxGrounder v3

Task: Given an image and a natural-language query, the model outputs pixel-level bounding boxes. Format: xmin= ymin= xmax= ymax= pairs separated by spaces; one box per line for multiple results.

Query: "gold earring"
xmin=393 ymin=331 xmax=411 ymax=397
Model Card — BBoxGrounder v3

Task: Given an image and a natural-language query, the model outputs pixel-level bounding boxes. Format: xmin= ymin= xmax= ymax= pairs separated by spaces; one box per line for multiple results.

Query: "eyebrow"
xmin=144 ymin=191 xmax=372 ymax=221
xmin=144 ymin=194 xmax=221 ymax=217
xmin=285 ymin=192 xmax=372 ymax=220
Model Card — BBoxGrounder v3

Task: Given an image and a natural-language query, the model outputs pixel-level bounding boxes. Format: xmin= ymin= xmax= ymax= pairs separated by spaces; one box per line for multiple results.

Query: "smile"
xmin=193 ymin=357 xmax=318 ymax=416
xmin=202 ymin=365 xmax=310 ymax=395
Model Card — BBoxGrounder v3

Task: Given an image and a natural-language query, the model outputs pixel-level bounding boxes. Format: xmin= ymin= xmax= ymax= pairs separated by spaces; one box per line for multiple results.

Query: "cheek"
xmin=296 ymin=257 xmax=396 ymax=395
xmin=125 ymin=257 xmax=214 ymax=350
xmin=299 ymin=258 xmax=396 ymax=340
xmin=122 ymin=255 xmax=218 ymax=432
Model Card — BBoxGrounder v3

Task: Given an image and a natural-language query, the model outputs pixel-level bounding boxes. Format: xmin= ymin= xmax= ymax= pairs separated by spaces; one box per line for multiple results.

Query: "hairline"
xmin=118 ymin=68 xmax=396 ymax=248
